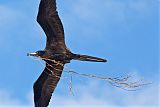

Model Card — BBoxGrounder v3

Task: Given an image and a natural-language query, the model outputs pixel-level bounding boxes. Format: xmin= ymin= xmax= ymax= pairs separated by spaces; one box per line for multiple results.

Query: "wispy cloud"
xmin=0 ymin=78 xmax=158 ymax=107
xmin=0 ymin=0 xmax=158 ymax=107
xmin=65 ymin=0 xmax=154 ymax=22
xmin=52 ymin=80 xmax=159 ymax=107
xmin=0 ymin=5 xmax=18 ymax=25
xmin=0 ymin=90 xmax=22 ymax=106
xmin=0 ymin=5 xmax=27 ymax=49
xmin=0 ymin=5 xmax=19 ymax=47
xmin=61 ymin=0 xmax=157 ymax=49
xmin=0 ymin=4 xmax=44 ymax=49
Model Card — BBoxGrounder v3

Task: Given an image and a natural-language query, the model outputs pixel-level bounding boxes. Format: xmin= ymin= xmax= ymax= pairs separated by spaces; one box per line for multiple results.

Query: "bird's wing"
xmin=37 ymin=0 xmax=67 ymax=53
xmin=33 ymin=61 xmax=64 ymax=107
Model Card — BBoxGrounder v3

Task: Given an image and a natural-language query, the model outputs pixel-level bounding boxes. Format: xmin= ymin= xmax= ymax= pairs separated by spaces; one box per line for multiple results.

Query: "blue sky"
xmin=0 ymin=0 xmax=159 ymax=107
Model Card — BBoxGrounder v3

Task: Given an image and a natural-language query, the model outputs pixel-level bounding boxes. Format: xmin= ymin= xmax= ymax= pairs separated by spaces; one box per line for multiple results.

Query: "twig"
xmin=29 ymin=56 xmax=151 ymax=92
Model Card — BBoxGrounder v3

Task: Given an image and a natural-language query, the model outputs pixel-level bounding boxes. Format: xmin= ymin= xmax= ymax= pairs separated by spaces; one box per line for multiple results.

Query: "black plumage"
xmin=28 ymin=0 xmax=107 ymax=107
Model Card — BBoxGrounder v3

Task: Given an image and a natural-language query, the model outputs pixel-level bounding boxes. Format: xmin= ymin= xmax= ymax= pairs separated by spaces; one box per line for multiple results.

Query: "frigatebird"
xmin=27 ymin=0 xmax=107 ymax=107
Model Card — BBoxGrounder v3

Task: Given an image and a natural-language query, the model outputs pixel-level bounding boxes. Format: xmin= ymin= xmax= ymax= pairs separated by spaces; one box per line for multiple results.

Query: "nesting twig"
xmin=29 ymin=56 xmax=151 ymax=92
xmin=64 ymin=70 xmax=151 ymax=91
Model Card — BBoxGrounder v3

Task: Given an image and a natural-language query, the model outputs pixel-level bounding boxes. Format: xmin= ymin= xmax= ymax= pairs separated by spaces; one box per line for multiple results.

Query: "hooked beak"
xmin=27 ymin=52 xmax=37 ymax=56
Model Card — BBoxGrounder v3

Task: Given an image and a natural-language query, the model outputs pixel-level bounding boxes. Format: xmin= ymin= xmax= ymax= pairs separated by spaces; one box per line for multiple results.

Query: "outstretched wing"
xmin=37 ymin=0 xmax=67 ymax=53
xmin=33 ymin=62 xmax=64 ymax=107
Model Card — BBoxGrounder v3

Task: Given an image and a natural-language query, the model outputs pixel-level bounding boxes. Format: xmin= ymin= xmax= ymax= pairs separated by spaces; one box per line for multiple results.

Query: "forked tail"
xmin=72 ymin=54 xmax=107 ymax=62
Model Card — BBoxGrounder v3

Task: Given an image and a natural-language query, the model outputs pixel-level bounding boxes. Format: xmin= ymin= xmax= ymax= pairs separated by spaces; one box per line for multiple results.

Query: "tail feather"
xmin=72 ymin=54 xmax=107 ymax=62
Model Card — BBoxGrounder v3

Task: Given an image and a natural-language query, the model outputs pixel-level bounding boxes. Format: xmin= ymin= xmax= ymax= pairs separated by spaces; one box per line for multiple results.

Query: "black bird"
xmin=27 ymin=0 xmax=107 ymax=107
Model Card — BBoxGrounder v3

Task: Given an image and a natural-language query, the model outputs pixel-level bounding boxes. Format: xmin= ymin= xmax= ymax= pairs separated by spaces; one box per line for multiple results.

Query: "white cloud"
xmin=0 ymin=90 xmax=22 ymax=106
xmin=61 ymin=0 xmax=155 ymax=46
xmin=0 ymin=6 xmax=15 ymax=23
xmin=0 ymin=5 xmax=24 ymax=48
xmin=52 ymin=79 xmax=159 ymax=107
xmin=0 ymin=1 xmax=158 ymax=107
xmin=0 ymin=5 xmax=24 ymax=28
xmin=0 ymin=4 xmax=43 ymax=49
xmin=0 ymin=5 xmax=16 ymax=47
xmin=69 ymin=0 xmax=153 ymax=21
xmin=0 ymin=78 xmax=158 ymax=107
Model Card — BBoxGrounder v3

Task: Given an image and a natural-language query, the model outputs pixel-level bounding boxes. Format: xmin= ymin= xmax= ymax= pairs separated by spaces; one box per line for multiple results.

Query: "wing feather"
xmin=33 ymin=62 xmax=64 ymax=107
xmin=37 ymin=0 xmax=67 ymax=52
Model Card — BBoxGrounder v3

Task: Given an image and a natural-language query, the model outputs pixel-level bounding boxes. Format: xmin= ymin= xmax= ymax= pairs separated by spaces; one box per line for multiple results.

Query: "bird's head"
xmin=27 ymin=50 xmax=45 ymax=58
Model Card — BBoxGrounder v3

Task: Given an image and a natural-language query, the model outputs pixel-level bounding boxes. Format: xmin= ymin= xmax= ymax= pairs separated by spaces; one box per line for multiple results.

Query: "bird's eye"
xmin=36 ymin=51 xmax=45 ymax=56
xmin=36 ymin=51 xmax=39 ymax=54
